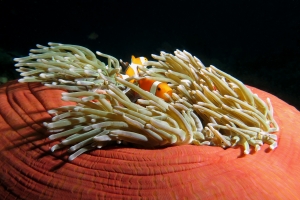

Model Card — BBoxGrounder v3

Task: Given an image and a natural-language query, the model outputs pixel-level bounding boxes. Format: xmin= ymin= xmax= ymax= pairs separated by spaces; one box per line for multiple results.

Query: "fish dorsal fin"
xmin=131 ymin=55 xmax=137 ymax=64
xmin=131 ymin=55 xmax=148 ymax=65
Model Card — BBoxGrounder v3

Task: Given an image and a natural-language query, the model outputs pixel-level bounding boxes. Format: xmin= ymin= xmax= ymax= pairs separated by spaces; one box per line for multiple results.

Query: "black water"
xmin=1 ymin=0 xmax=299 ymax=110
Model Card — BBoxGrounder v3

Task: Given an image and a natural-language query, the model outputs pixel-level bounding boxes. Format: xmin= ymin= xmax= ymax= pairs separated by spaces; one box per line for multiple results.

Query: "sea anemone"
xmin=14 ymin=42 xmax=121 ymax=91
xmin=14 ymin=43 xmax=279 ymax=161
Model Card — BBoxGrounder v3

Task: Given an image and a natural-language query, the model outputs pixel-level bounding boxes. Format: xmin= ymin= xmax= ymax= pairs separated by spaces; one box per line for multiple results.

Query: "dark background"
xmin=0 ymin=0 xmax=299 ymax=110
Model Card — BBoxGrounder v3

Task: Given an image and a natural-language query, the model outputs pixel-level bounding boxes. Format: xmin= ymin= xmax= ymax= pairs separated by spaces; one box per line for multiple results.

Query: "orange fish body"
xmin=138 ymin=78 xmax=172 ymax=101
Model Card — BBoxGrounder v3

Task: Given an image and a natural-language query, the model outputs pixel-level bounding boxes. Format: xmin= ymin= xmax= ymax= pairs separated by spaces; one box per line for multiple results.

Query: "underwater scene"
xmin=0 ymin=0 xmax=300 ymax=199
xmin=1 ymin=1 xmax=299 ymax=110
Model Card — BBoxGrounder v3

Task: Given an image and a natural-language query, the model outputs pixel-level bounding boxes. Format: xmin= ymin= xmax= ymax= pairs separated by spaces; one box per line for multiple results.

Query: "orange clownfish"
xmin=119 ymin=55 xmax=173 ymax=101
xmin=138 ymin=78 xmax=173 ymax=101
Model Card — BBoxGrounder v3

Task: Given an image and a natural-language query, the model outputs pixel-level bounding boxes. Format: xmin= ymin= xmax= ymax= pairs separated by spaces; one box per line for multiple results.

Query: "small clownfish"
xmin=119 ymin=55 xmax=173 ymax=101
xmin=119 ymin=55 xmax=148 ymax=81
xmin=126 ymin=55 xmax=148 ymax=77
xmin=138 ymin=78 xmax=173 ymax=101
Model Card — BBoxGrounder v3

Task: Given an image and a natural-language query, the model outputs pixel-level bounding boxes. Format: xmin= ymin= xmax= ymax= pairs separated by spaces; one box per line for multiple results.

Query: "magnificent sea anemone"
xmin=0 ymin=43 xmax=299 ymax=199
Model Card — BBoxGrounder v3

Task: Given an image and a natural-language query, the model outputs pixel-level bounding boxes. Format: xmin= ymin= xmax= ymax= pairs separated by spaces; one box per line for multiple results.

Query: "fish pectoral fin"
xmin=123 ymin=88 xmax=140 ymax=102
xmin=122 ymin=87 xmax=131 ymax=94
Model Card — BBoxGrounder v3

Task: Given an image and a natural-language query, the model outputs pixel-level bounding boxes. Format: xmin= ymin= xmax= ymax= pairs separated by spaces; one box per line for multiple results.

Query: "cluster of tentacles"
xmin=14 ymin=43 xmax=279 ymax=160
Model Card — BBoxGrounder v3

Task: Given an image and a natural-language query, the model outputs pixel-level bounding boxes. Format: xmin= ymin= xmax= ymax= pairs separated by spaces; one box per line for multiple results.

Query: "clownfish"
xmin=119 ymin=55 xmax=147 ymax=81
xmin=138 ymin=78 xmax=173 ymax=101
xmin=119 ymin=55 xmax=173 ymax=101
xmin=126 ymin=55 xmax=148 ymax=77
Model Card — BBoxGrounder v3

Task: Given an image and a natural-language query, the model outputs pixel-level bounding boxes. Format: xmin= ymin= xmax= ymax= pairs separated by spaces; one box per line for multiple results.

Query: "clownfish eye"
xmin=157 ymin=87 xmax=161 ymax=91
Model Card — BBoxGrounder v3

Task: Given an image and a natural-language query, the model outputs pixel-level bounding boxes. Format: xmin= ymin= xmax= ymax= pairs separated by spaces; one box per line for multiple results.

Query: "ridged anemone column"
xmin=0 ymin=81 xmax=299 ymax=199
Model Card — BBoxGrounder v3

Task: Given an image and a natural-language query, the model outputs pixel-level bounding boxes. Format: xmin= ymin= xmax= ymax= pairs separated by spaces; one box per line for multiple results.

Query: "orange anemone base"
xmin=0 ymin=80 xmax=299 ymax=199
